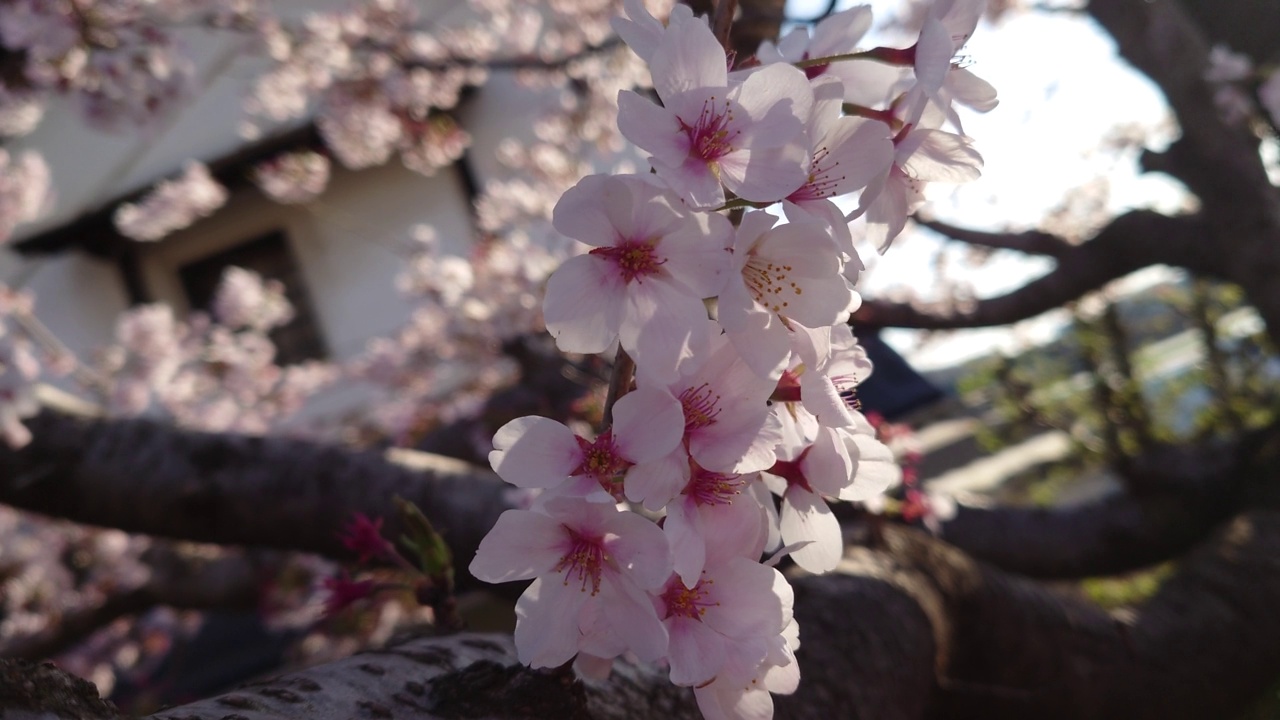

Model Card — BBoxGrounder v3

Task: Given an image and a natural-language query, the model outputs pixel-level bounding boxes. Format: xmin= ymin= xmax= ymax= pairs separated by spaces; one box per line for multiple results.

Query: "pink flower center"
xmin=768 ymin=455 xmax=813 ymax=493
xmin=679 ymin=383 xmax=722 ymax=431
xmin=678 ymin=96 xmax=738 ymax=163
xmin=684 ymin=464 xmax=745 ymax=507
xmin=660 ymin=576 xmax=718 ymax=620
xmin=572 ymin=430 xmax=631 ymax=499
xmin=771 ymin=368 xmax=803 ymax=403
xmin=590 ymin=239 xmax=664 ymax=283
xmin=554 ymin=527 xmax=607 ymax=595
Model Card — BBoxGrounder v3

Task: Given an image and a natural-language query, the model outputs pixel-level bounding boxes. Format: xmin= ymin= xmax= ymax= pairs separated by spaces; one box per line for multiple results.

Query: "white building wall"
xmin=19 ymin=254 xmax=132 ymax=359
xmin=134 ymin=159 xmax=473 ymax=363
xmin=3 ymin=61 xmax=559 ymax=425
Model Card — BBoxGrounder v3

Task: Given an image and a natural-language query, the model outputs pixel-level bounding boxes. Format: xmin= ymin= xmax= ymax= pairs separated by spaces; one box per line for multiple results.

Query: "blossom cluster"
xmin=97 ymin=267 xmax=335 ymax=433
xmin=0 ymin=286 xmax=60 ymax=447
xmin=113 ymin=162 xmax=229 ymax=242
xmin=470 ymin=2 xmax=994 ymax=717
xmin=0 ymin=149 xmax=51 ymax=244
xmin=0 ymin=0 xmax=236 ymax=132
xmin=253 ymin=150 xmax=332 ymax=205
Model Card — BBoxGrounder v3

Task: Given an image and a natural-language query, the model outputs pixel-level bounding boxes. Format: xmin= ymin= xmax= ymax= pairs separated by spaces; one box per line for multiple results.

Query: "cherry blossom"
xmin=693 ymin=615 xmax=800 ymax=720
xmin=488 ymin=386 xmax=683 ymax=501
xmin=764 ymin=407 xmax=900 ymax=573
xmin=661 ymin=463 xmax=767 ymax=586
xmin=212 ymin=267 xmax=294 ymax=332
xmin=0 ymin=0 xmax=1003 ymax=711
xmin=856 ymin=120 xmax=983 ymax=252
xmin=113 ymin=162 xmax=228 ymax=242
xmin=718 ymin=210 xmax=858 ymax=380
xmin=253 ymin=150 xmax=331 ymax=204
xmin=906 ymin=0 xmax=997 ymax=132
xmin=616 ymin=11 xmax=813 ymax=207
xmin=610 ymin=0 xmax=692 ymax=66
xmin=783 ymin=77 xmax=893 ymax=273
xmin=755 ymin=4 xmax=873 ymax=94
xmin=545 ymin=174 xmax=732 ymax=381
xmin=656 ymin=557 xmax=790 ymax=687
xmin=785 ymin=323 xmax=875 ymax=429
xmin=469 ymin=497 xmax=672 ymax=668
xmin=0 ymin=149 xmax=51 ymax=243
xmin=638 ymin=331 xmax=781 ymax=476
xmin=0 ymin=85 xmax=45 ymax=137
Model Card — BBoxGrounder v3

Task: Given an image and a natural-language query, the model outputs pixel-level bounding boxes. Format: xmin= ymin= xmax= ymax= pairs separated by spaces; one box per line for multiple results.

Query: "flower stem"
xmin=794 ymin=45 xmax=915 ymax=69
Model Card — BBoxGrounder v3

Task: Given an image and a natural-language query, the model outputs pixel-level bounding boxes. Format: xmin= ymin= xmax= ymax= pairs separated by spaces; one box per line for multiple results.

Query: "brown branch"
xmin=0 ymin=408 xmax=511 ymax=591
xmin=934 ymin=420 xmax=1277 ymax=579
xmin=916 ymin=509 xmax=1280 ymax=720
xmin=1 ymin=406 xmax=1276 ymax=717
xmin=853 ymin=210 xmax=1219 ymax=330
xmin=12 ymin=506 xmax=1280 ymax=720
xmin=404 ymin=37 xmax=625 ymax=73
xmin=937 ymin=481 xmax=1233 ymax=580
xmin=916 ymin=217 xmax=1073 ymax=258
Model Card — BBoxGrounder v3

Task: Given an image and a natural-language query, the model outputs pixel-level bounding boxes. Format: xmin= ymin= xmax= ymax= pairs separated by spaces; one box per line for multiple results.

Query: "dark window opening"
xmin=178 ymin=231 xmax=327 ymax=365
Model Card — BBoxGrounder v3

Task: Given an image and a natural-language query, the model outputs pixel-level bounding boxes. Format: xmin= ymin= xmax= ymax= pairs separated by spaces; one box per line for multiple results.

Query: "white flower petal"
xmin=780 ymin=486 xmax=842 ymax=573
xmin=490 ymin=416 xmax=581 ymax=488
xmin=543 ymin=255 xmax=626 ymax=353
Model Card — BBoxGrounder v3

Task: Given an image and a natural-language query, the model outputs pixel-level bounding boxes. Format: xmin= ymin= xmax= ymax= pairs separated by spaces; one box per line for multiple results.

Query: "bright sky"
xmin=787 ymin=0 xmax=1191 ymax=370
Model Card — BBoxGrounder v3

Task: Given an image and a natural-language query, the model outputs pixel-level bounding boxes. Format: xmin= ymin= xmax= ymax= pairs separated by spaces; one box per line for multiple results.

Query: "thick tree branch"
xmin=916 ymin=217 xmax=1073 ymax=258
xmin=1086 ymin=0 xmax=1272 ymax=210
xmin=854 ymin=210 xmax=1218 ymax=330
xmin=934 ymin=433 xmax=1244 ymax=578
xmin=14 ymin=507 xmax=1280 ymax=720
xmin=1087 ymin=0 xmax=1280 ymax=345
xmin=934 ymin=407 xmax=1280 ymax=580
xmin=0 ymin=409 xmax=510 ymax=590
xmin=919 ymin=509 xmax=1280 ymax=719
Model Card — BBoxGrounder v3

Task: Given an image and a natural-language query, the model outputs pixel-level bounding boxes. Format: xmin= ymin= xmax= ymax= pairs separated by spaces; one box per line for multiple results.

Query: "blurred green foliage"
xmin=954 ymin=276 xmax=1280 ymax=715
